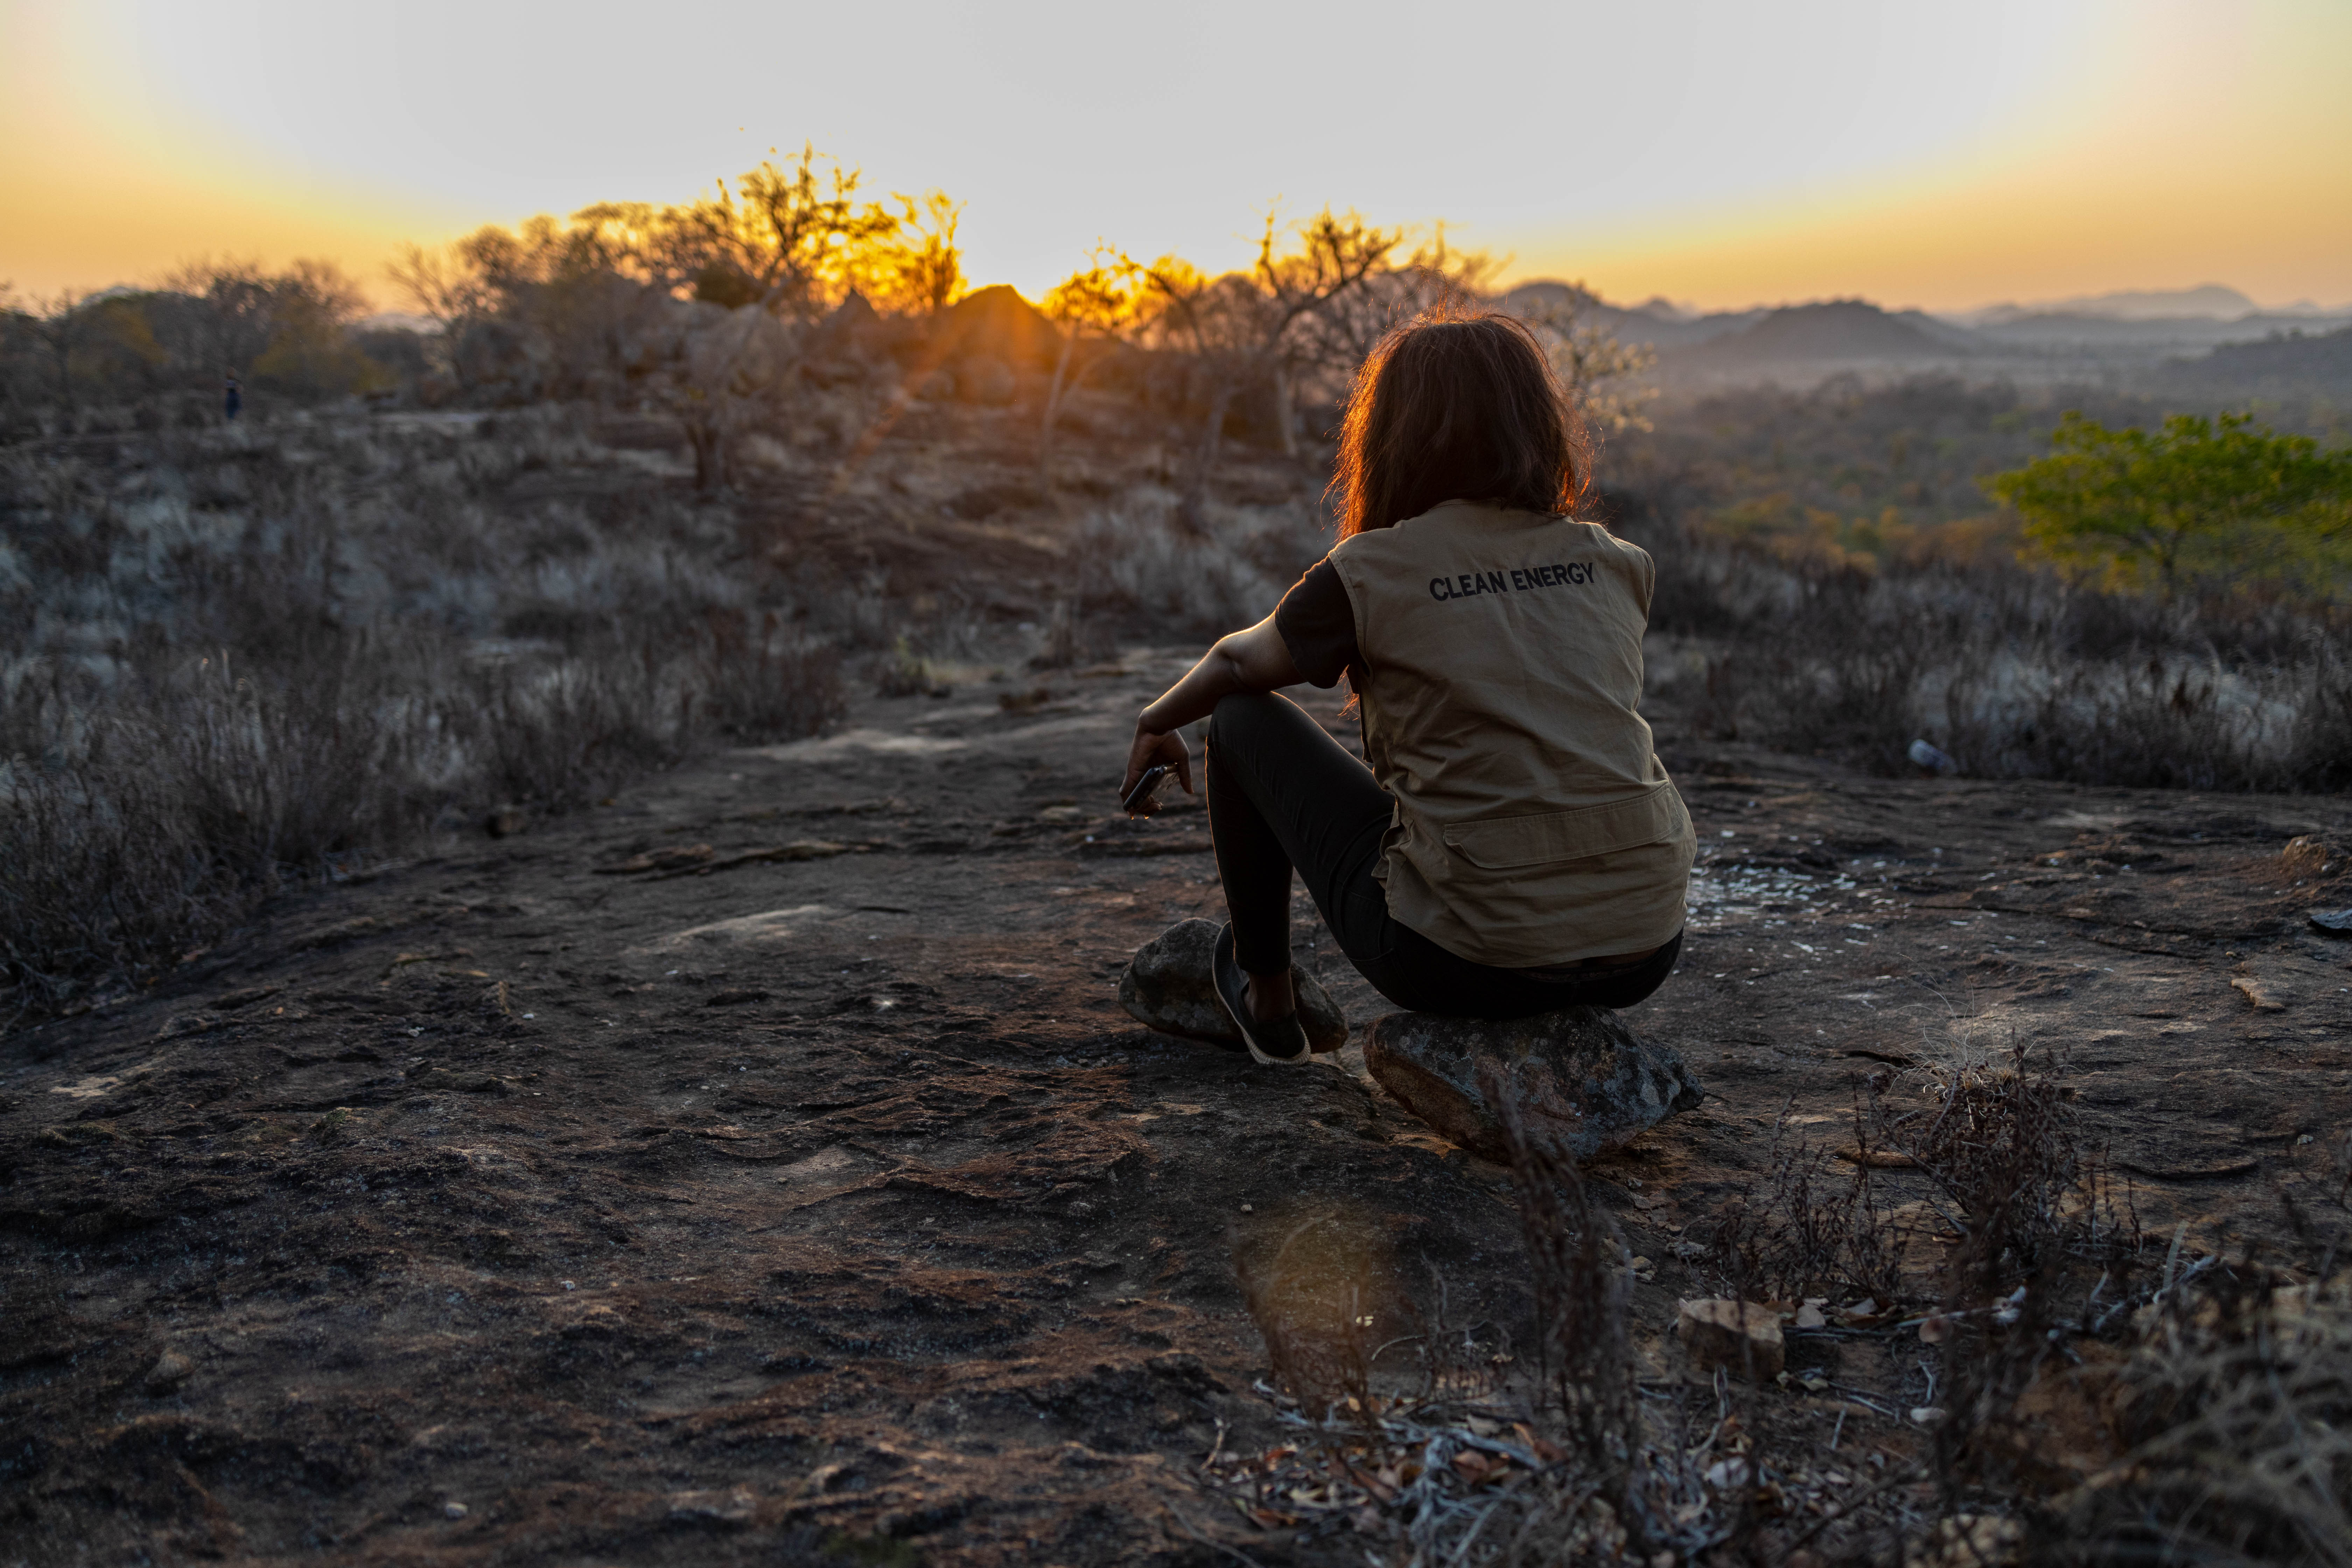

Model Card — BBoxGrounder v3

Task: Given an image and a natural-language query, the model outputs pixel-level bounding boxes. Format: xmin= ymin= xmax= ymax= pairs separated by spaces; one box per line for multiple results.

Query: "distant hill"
xmin=1496 ymin=281 xmax=1759 ymax=350
xmin=1487 ymin=282 xmax=2352 ymax=392
xmin=1961 ymin=284 xmax=2261 ymax=325
xmin=1891 ymin=309 xmax=1981 ymax=350
xmin=1661 ymin=300 xmax=1969 ymax=371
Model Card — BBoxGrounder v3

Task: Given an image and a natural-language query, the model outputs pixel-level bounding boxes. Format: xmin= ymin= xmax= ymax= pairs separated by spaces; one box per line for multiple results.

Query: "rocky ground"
xmin=5 ymin=649 xmax=2350 ymax=1566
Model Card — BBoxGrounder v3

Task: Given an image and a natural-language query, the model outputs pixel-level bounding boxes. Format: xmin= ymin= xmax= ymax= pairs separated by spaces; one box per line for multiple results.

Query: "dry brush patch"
xmin=0 ymin=419 xmax=860 ymax=1021
xmin=1206 ymin=1050 xmax=2350 ymax=1566
xmin=1633 ymin=516 xmax=2352 ymax=794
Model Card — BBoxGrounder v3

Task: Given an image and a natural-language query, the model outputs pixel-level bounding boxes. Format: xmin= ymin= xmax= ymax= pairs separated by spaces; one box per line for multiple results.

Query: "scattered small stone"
xmin=2310 ymin=908 xmax=2352 ymax=936
xmin=594 ymin=844 xmax=715 ymax=875
xmin=443 ymin=1501 xmax=469 ymax=1521
xmin=1363 ymin=1007 xmax=1702 ymax=1164
xmin=1834 ymin=1144 xmax=1916 ymax=1168
xmin=1702 ymin=1455 xmax=1754 ymax=1490
xmin=1116 ymin=919 xmax=1347 ymax=1054
xmin=1907 ymin=739 xmax=1958 ymax=775
xmin=1676 ymin=1298 xmax=1785 ymax=1380
xmin=665 ymin=1488 xmax=756 ymax=1524
xmin=997 ymin=685 xmax=1053 ymax=713
xmin=143 ymin=1351 xmax=192 ymax=1392
xmin=292 ymin=915 xmax=379 ymax=951
xmin=1912 ymin=1516 xmax=2022 ymax=1568
xmin=1794 ymin=1299 xmax=1829 ymax=1330
xmin=2230 ymin=975 xmax=2286 ymax=1011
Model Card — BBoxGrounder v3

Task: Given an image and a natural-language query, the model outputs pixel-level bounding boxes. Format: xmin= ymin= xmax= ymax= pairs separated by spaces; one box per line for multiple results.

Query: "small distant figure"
xmin=223 ymin=373 xmax=243 ymax=422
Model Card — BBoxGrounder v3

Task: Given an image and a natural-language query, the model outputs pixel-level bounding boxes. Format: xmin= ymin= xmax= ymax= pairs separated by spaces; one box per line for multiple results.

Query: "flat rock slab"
xmin=1362 ymin=1006 xmax=1702 ymax=1163
xmin=1118 ymin=918 xmax=1348 ymax=1054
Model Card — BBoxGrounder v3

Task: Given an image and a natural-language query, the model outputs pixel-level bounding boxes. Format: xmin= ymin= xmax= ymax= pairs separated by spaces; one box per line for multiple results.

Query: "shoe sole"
xmin=1212 ymin=925 xmax=1311 ymax=1067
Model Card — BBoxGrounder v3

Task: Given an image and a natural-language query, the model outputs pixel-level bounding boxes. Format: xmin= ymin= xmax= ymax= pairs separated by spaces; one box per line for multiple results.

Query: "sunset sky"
xmin=4 ymin=0 xmax=2347 ymax=315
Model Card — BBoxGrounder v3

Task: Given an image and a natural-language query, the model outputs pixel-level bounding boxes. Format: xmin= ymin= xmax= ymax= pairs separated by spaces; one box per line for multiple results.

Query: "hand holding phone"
xmin=1119 ymin=723 xmax=1193 ymax=818
xmin=1122 ymin=763 xmax=1174 ymax=817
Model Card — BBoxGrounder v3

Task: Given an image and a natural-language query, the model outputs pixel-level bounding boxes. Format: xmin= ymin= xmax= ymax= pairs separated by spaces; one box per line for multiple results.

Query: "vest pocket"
xmin=1442 ymin=784 xmax=1687 ymax=868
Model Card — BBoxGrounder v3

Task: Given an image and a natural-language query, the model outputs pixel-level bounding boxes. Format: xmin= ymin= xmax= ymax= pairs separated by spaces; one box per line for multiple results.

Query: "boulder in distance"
xmin=1118 ymin=918 xmax=1347 ymax=1055
xmin=1362 ymin=1006 xmax=1701 ymax=1163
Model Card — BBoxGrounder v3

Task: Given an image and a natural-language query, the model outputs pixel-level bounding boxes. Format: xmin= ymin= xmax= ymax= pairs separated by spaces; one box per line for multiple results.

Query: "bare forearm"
xmin=1120 ymin=617 xmax=1300 ymax=803
xmin=1139 ymin=636 xmax=1249 ymax=734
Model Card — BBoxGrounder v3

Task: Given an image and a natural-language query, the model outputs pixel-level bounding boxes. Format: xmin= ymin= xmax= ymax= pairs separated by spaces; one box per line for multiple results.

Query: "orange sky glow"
xmin=4 ymin=0 xmax=2347 ymax=315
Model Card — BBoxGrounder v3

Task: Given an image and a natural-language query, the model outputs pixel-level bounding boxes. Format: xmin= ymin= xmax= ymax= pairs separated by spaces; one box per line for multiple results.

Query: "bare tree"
xmin=1250 ymin=207 xmax=1404 ymax=456
xmin=1038 ymin=248 xmax=1143 ymax=460
xmin=1124 ymin=209 xmax=1399 ymax=528
xmin=655 ymin=303 xmax=802 ymax=491
xmin=614 ymin=145 xmax=900 ymax=320
xmin=856 ymin=191 xmax=965 ymax=317
xmin=1127 ymin=255 xmax=1264 ymax=530
xmin=1517 ymin=284 xmax=1658 ymax=434
xmin=387 ymin=243 xmax=497 ymax=338
xmin=1295 ymin=226 xmax=1499 ymax=381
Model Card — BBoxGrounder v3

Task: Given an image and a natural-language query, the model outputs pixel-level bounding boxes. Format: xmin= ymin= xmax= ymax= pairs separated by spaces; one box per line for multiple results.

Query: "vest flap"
xmin=1441 ymin=784 xmax=1686 ymax=869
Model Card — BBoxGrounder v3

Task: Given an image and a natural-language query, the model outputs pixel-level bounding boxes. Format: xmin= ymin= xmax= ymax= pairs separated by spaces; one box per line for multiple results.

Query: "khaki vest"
xmin=1325 ymin=501 xmax=1694 ymax=967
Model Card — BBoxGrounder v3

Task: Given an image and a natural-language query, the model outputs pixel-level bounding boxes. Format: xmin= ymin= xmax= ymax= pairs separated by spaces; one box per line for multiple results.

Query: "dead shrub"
xmin=2054 ymin=1271 xmax=2352 ymax=1566
xmin=1030 ymin=596 xmax=1116 ymax=670
xmin=1706 ymin=1088 xmax=1918 ymax=1310
xmin=1 ymin=639 xmax=456 ymax=1015
xmin=692 ymin=609 xmax=845 ymax=740
xmin=1232 ymin=1205 xmax=1402 ymax=1418
xmin=871 ymin=637 xmax=944 ymax=698
xmin=1073 ymin=494 xmax=1318 ymax=633
xmin=1477 ymin=1059 xmax=1636 ymax=1465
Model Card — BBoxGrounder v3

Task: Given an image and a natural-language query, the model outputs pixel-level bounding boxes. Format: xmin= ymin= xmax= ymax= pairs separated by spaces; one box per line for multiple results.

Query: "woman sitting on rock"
xmin=1119 ymin=307 xmax=1694 ymax=1065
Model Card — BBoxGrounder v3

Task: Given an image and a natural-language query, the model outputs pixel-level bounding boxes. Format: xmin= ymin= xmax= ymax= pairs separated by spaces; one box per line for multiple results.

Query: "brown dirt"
xmin=5 ymin=654 xmax=2350 ymax=1565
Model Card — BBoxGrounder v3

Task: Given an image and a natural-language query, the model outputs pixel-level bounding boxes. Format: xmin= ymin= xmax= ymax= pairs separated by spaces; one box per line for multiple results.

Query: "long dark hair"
xmin=1329 ymin=305 xmax=1588 ymax=539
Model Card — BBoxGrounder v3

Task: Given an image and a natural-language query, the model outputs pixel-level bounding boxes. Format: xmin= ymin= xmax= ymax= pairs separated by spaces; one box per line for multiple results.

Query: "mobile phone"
xmin=1122 ymin=763 xmax=1175 ymax=816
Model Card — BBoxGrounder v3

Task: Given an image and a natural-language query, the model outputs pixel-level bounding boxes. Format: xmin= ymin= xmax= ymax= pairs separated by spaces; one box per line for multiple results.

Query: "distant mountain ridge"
xmin=1491 ymin=280 xmax=2352 ymax=391
xmin=1957 ymin=284 xmax=2262 ymax=325
xmin=1666 ymin=301 xmax=1965 ymax=369
xmin=1496 ymin=281 xmax=1760 ymax=350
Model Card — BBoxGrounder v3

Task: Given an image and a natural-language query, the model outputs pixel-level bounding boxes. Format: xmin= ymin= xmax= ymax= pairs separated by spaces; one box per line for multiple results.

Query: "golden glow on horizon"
xmin=3 ymin=0 xmax=2347 ymax=314
xmin=1514 ymin=1 xmax=2352 ymax=310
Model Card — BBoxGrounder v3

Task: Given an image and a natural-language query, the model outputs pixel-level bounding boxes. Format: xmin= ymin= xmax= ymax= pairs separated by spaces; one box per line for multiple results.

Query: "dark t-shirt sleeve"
xmin=1273 ymin=558 xmax=1359 ymax=690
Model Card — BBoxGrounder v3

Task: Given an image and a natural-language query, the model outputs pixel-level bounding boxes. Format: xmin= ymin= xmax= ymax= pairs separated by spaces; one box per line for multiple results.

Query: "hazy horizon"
xmin=5 ymin=0 xmax=2348 ymax=314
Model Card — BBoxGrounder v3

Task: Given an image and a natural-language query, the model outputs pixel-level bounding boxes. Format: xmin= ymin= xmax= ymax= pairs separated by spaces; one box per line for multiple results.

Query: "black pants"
xmin=1203 ymin=691 xmax=1679 ymax=1018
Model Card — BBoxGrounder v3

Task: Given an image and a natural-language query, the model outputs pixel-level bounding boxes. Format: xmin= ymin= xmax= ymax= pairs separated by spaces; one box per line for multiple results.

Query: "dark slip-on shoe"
xmin=1211 ymin=923 xmax=1312 ymax=1066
